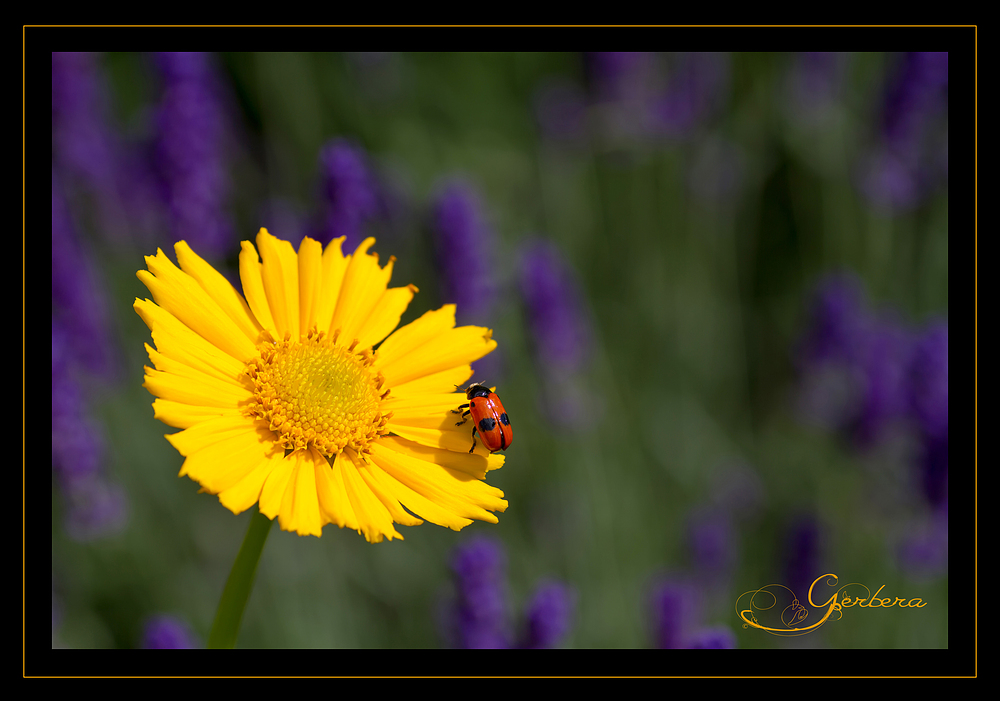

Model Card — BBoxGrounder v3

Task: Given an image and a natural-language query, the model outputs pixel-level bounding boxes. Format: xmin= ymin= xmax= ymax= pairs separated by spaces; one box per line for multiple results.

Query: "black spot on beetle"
xmin=478 ymin=417 xmax=497 ymax=432
xmin=500 ymin=412 xmax=510 ymax=426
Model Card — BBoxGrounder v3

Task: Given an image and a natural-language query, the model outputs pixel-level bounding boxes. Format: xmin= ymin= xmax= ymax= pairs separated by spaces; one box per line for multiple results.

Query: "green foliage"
xmin=52 ymin=52 xmax=948 ymax=650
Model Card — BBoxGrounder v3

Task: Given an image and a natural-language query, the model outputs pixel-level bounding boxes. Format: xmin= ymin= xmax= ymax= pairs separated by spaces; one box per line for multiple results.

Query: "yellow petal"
xmin=377 ymin=313 xmax=496 ymax=387
xmin=217 ymin=446 xmax=286 ymax=515
xmin=386 ymin=409 xmax=496 ymax=457
xmin=355 ymin=284 xmax=418 ymax=351
xmin=174 ymin=241 xmax=263 ymax=344
xmin=383 ymin=393 xmax=469 ymax=419
xmin=375 ymin=305 xmax=457 ymax=367
xmin=356 ymin=462 xmax=424 ymax=528
xmin=258 ymin=455 xmax=296 ymax=522
xmin=296 ymin=236 xmax=323 ymax=335
xmin=388 ymin=365 xmax=475 ymax=399
xmin=137 ymin=249 xmax=258 ymax=363
xmin=277 ymin=450 xmax=324 ymax=536
xmin=143 ymin=366 xmax=248 ymax=410
xmin=135 ymin=298 xmax=247 ymax=382
xmin=377 ymin=434 xmax=504 ymax=479
xmin=239 ymin=239 xmax=277 ymax=337
xmin=144 ymin=343 xmax=250 ymax=398
xmin=341 ymin=450 xmax=402 ymax=543
xmin=330 ymin=238 xmax=394 ymax=346
xmin=363 ymin=461 xmax=465 ymax=529
xmin=175 ymin=425 xmax=276 ymax=494
xmin=315 ymin=450 xmax=360 ymax=531
xmin=166 ymin=413 xmax=267 ymax=458
xmin=315 ymin=237 xmax=350 ymax=336
xmin=387 ymin=424 xmax=494 ymax=458
xmin=153 ymin=399 xmax=244 ymax=430
xmin=369 ymin=442 xmax=507 ymax=526
xmin=257 ymin=228 xmax=300 ymax=340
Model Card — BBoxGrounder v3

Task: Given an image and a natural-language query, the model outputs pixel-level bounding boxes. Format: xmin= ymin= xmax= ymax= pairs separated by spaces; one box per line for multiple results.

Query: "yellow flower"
xmin=134 ymin=228 xmax=507 ymax=541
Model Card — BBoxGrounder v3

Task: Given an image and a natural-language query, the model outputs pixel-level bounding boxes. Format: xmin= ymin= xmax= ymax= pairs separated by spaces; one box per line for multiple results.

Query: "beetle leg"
xmin=451 ymin=403 xmax=470 ymax=414
xmin=468 ymin=426 xmax=478 ymax=453
xmin=455 ymin=409 xmax=471 ymax=426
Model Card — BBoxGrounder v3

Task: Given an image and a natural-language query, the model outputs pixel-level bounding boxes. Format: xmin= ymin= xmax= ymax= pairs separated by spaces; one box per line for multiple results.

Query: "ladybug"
xmin=452 ymin=382 xmax=513 ymax=454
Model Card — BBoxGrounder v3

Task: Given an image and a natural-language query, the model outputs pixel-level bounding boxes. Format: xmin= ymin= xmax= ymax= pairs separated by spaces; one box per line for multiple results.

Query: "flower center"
xmin=246 ymin=329 xmax=390 ymax=458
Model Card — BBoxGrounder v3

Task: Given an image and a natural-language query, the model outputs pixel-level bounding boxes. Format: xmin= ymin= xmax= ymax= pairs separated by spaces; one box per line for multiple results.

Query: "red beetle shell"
xmin=461 ymin=383 xmax=512 ymax=453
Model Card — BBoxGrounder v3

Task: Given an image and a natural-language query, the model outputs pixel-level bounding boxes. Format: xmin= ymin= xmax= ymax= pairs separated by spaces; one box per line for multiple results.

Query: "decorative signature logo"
xmin=736 ymin=574 xmax=928 ymax=636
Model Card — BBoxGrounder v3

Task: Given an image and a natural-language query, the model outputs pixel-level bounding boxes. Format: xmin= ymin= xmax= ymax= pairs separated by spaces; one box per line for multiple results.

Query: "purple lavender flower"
xmin=908 ymin=321 xmax=949 ymax=442
xmin=916 ymin=431 xmax=949 ymax=509
xmin=52 ymin=52 xmax=116 ymax=183
xmin=53 ymin=175 xmax=129 ymax=541
xmin=782 ymin=514 xmax=824 ymax=603
xmin=794 ymin=273 xmax=915 ymax=448
xmin=795 ymin=272 xmax=869 ymax=369
xmin=151 ymin=51 xmax=234 ymax=259
xmin=585 ymin=52 xmax=656 ymax=105
xmin=51 ymin=374 xmax=105 ymax=485
xmin=448 ymin=536 xmax=510 ymax=649
xmin=518 ymin=581 xmax=575 ymax=649
xmin=51 ymin=51 xmax=132 ymax=239
xmin=444 ymin=537 xmax=575 ymax=649
xmin=850 ymin=313 xmax=913 ymax=449
xmin=314 ymin=138 xmax=380 ymax=251
xmin=686 ymin=507 xmax=738 ymax=581
xmin=519 ymin=239 xmax=596 ymax=429
xmin=650 ymin=578 xmax=701 ymax=649
xmin=896 ymin=506 xmax=948 ymax=579
xmin=858 ymin=149 xmax=926 ymax=211
xmin=52 ymin=172 xmax=117 ymax=380
xmin=650 ymin=575 xmax=741 ymax=648
xmin=580 ymin=52 xmax=731 ymax=146
xmin=518 ymin=240 xmax=590 ymax=375
xmin=53 ymin=184 xmax=112 ymax=485
xmin=431 ymin=180 xmax=497 ymax=326
xmin=688 ymin=625 xmax=738 ymax=649
xmin=859 ymin=52 xmax=949 ymax=211
xmin=905 ymin=320 xmax=949 ymax=508
xmin=881 ymin=52 xmax=949 ymax=152
xmin=583 ymin=52 xmax=666 ymax=144
xmin=650 ymin=52 xmax=729 ymax=139
xmin=63 ymin=475 xmax=129 ymax=541
xmin=142 ymin=615 xmax=200 ymax=649
xmin=796 ymin=273 xmax=948 ymax=467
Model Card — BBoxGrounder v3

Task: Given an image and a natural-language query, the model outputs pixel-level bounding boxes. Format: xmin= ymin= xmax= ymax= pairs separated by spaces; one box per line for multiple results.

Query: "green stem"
xmin=207 ymin=507 xmax=274 ymax=649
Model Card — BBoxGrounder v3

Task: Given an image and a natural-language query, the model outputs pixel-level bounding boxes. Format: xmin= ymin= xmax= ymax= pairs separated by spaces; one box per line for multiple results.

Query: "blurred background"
xmin=51 ymin=51 xmax=949 ymax=650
